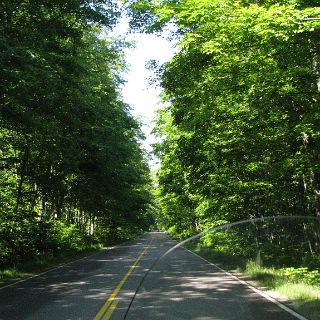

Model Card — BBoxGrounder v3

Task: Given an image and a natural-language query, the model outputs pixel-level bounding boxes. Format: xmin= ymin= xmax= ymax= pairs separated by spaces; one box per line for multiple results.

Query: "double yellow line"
xmin=94 ymin=240 xmax=152 ymax=320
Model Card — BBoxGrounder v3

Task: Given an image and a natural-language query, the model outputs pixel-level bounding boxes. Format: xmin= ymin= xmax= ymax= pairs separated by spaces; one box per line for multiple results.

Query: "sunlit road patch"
xmin=0 ymin=232 xmax=306 ymax=320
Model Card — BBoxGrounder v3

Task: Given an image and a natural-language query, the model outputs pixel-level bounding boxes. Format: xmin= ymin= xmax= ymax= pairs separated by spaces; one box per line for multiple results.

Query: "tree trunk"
xmin=14 ymin=142 xmax=29 ymax=215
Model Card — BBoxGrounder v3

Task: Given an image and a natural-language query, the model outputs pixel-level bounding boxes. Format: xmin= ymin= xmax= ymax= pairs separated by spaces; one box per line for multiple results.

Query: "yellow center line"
xmin=94 ymin=239 xmax=153 ymax=320
xmin=102 ymin=300 xmax=119 ymax=320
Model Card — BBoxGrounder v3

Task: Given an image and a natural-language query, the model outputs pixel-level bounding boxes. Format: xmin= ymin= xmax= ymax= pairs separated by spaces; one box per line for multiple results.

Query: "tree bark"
xmin=14 ymin=141 xmax=29 ymax=215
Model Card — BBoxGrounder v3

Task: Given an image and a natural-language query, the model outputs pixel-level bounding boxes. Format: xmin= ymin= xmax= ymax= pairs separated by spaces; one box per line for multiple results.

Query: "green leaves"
xmin=0 ymin=0 xmax=153 ymax=268
xmin=148 ymin=0 xmax=320 ymax=236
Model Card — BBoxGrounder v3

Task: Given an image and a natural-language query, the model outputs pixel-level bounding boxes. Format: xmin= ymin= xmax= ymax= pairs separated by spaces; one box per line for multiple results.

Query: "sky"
xmin=112 ymin=18 xmax=175 ymax=168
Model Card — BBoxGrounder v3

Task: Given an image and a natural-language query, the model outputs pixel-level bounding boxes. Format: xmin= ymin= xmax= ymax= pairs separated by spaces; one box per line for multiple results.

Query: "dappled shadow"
xmin=0 ymin=232 xmax=169 ymax=320
xmin=0 ymin=231 xmax=307 ymax=320
xmin=126 ymin=247 xmax=299 ymax=320
xmin=295 ymin=299 xmax=320 ymax=320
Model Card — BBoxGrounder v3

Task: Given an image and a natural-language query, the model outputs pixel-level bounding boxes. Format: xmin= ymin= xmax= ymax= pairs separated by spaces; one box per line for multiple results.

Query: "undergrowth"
xmin=188 ymin=242 xmax=320 ymax=320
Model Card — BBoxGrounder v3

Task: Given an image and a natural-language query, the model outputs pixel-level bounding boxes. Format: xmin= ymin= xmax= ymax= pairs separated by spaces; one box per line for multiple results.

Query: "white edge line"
xmin=183 ymin=247 xmax=309 ymax=320
xmin=0 ymin=233 xmax=151 ymax=291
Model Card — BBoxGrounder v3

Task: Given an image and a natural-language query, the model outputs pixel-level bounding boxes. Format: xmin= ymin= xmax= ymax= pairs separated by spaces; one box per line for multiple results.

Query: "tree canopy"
xmin=0 ymin=0 xmax=153 ymax=268
xmin=2 ymin=0 xmax=320 ymax=270
xmin=129 ymin=0 xmax=320 ymax=235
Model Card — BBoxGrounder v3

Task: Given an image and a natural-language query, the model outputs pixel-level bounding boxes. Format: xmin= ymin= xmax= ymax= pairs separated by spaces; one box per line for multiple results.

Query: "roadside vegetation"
xmin=188 ymin=239 xmax=320 ymax=320
xmin=0 ymin=222 xmax=142 ymax=285
xmin=1 ymin=3 xmax=320 ymax=317
xmin=0 ymin=0 xmax=154 ymax=276
xmin=126 ymin=0 xmax=320 ymax=318
xmin=0 ymin=242 xmax=101 ymax=284
xmin=181 ymin=219 xmax=320 ymax=318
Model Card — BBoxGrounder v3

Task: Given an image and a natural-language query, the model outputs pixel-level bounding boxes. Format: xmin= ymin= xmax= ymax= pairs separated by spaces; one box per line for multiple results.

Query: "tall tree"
xmin=0 ymin=0 xmax=153 ymax=267
xmin=133 ymin=0 xmax=320 ymax=234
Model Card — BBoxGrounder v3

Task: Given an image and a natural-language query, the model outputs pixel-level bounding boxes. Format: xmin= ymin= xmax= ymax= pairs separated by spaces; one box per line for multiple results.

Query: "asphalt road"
xmin=0 ymin=232 xmax=305 ymax=320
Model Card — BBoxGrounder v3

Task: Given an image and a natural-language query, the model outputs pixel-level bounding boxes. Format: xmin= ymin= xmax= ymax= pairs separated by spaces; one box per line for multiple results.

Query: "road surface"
xmin=0 ymin=232 xmax=304 ymax=320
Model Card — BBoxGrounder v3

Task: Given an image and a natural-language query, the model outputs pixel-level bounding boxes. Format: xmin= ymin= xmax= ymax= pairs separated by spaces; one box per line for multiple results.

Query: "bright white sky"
xmin=112 ymin=17 xmax=175 ymax=168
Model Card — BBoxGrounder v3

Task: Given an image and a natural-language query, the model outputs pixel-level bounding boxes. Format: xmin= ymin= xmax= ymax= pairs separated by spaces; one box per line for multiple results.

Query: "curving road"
xmin=0 ymin=232 xmax=305 ymax=320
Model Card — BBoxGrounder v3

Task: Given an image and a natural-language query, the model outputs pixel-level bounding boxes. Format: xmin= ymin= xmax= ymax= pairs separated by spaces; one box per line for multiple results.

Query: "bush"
xmin=0 ymin=218 xmax=98 ymax=269
xmin=282 ymin=267 xmax=320 ymax=286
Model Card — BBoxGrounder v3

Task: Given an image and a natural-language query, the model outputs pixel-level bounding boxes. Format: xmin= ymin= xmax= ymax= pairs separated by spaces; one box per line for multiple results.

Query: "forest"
xmin=134 ymin=0 xmax=320 ymax=236
xmin=1 ymin=0 xmax=320 ymax=304
xmin=132 ymin=0 xmax=320 ymax=313
xmin=126 ymin=0 xmax=320 ymax=313
xmin=0 ymin=0 xmax=154 ymax=269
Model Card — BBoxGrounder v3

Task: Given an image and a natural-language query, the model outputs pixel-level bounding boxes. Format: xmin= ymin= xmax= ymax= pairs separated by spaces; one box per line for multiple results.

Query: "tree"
xmin=133 ymin=0 xmax=320 ymax=235
xmin=0 ymin=0 xmax=153 ymax=268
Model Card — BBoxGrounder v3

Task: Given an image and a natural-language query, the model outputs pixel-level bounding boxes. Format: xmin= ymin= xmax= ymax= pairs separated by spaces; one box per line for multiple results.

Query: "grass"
xmin=187 ymin=243 xmax=320 ymax=320
xmin=246 ymin=261 xmax=320 ymax=320
xmin=0 ymin=230 xmax=144 ymax=286
xmin=0 ymin=244 xmax=103 ymax=286
xmin=0 ymin=268 xmax=29 ymax=281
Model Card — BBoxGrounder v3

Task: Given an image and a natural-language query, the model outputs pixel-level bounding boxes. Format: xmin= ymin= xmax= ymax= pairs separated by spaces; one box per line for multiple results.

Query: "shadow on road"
xmin=126 ymin=247 xmax=298 ymax=320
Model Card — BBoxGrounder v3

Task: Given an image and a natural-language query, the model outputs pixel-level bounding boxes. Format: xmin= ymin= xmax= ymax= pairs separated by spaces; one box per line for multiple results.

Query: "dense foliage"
xmin=126 ymin=0 xmax=320 ymax=238
xmin=0 ymin=0 xmax=153 ymax=268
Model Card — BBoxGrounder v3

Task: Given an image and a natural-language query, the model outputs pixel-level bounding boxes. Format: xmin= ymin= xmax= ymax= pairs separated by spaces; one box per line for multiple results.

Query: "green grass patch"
xmin=0 ymin=231 xmax=143 ymax=286
xmin=0 ymin=220 xmax=147 ymax=285
xmin=0 ymin=268 xmax=29 ymax=281
xmin=0 ymin=243 xmax=102 ymax=285
xmin=188 ymin=244 xmax=247 ymax=270
xmin=186 ymin=243 xmax=320 ymax=320
xmin=246 ymin=261 xmax=320 ymax=320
